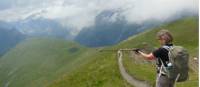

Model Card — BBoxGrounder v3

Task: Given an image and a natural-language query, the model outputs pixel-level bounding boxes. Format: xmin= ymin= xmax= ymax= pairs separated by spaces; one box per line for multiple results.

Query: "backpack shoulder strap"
xmin=162 ymin=45 xmax=172 ymax=51
xmin=162 ymin=45 xmax=174 ymax=64
xmin=158 ymin=45 xmax=173 ymax=76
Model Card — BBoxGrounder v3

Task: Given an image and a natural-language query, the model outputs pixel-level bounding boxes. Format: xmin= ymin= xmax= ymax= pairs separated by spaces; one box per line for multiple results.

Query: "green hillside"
xmin=117 ymin=17 xmax=199 ymax=87
xmin=0 ymin=38 xmax=96 ymax=87
xmin=0 ymin=17 xmax=198 ymax=87
xmin=49 ymin=17 xmax=198 ymax=87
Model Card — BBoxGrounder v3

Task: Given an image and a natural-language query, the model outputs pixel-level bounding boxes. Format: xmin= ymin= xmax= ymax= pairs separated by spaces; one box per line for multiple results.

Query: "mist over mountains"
xmin=75 ymin=9 xmax=199 ymax=47
xmin=75 ymin=10 xmax=162 ymax=47
xmin=12 ymin=17 xmax=73 ymax=39
xmin=0 ymin=0 xmax=198 ymax=54
xmin=0 ymin=10 xmax=198 ymax=52
xmin=0 ymin=22 xmax=25 ymax=56
xmin=0 ymin=17 xmax=72 ymax=56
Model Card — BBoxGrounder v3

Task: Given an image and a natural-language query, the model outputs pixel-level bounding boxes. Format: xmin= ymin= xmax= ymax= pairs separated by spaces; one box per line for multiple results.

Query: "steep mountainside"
xmin=50 ymin=17 xmax=198 ymax=87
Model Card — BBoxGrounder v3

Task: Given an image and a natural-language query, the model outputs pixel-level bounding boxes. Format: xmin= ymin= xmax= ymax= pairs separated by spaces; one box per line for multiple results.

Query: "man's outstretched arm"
xmin=138 ymin=51 xmax=155 ymax=60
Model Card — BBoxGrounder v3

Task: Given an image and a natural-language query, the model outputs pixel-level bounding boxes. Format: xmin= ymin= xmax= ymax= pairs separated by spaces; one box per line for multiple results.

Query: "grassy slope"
xmin=0 ymin=17 xmax=197 ymax=87
xmin=116 ymin=17 xmax=198 ymax=87
xmin=48 ymin=50 xmax=132 ymax=87
xmin=0 ymin=38 xmax=96 ymax=87
xmin=49 ymin=17 xmax=198 ymax=87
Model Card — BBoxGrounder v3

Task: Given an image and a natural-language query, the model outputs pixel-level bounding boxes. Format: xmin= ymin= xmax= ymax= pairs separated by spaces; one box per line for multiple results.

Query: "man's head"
xmin=157 ymin=29 xmax=173 ymax=45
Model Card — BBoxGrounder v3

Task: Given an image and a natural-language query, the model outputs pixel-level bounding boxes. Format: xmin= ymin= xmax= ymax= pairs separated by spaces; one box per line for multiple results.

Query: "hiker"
xmin=135 ymin=29 xmax=175 ymax=87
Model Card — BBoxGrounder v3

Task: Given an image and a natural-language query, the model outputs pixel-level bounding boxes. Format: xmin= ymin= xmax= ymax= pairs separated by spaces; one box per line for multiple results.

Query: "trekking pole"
xmin=99 ymin=48 xmax=141 ymax=52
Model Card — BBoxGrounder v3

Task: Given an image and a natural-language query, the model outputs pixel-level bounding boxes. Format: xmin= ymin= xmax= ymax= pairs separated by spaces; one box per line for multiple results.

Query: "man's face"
xmin=158 ymin=38 xmax=165 ymax=45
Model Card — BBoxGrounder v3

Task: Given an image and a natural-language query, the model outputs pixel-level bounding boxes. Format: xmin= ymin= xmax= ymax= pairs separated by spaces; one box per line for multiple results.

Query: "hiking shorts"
xmin=156 ymin=74 xmax=175 ymax=87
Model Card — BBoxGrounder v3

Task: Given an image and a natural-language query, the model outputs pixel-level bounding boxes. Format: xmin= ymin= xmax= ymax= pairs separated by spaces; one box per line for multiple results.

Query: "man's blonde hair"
xmin=157 ymin=29 xmax=173 ymax=44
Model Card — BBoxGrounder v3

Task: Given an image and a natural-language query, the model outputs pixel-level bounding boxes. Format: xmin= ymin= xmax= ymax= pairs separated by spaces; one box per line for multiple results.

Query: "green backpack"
xmin=162 ymin=46 xmax=189 ymax=82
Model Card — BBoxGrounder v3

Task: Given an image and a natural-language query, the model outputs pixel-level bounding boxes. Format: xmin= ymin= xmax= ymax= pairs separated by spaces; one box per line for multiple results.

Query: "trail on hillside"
xmin=117 ymin=50 xmax=151 ymax=87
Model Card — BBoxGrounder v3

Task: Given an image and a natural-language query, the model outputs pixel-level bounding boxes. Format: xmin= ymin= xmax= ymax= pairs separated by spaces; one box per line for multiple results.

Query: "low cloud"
xmin=0 ymin=0 xmax=198 ymax=35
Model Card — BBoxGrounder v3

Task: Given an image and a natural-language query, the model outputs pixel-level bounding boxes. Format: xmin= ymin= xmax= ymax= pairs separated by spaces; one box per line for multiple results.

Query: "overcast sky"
xmin=0 ymin=0 xmax=198 ymax=34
